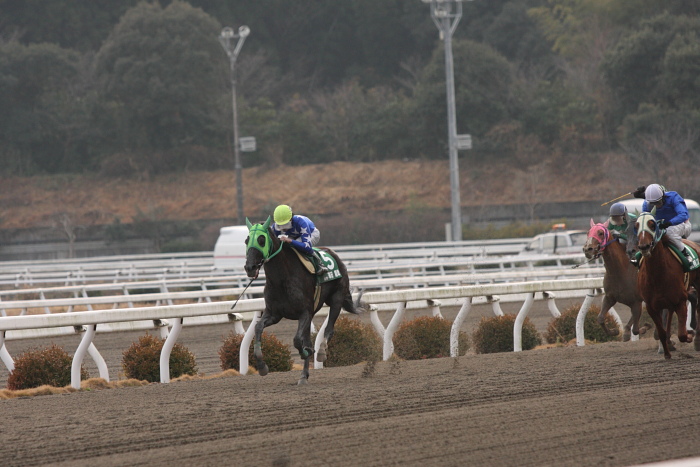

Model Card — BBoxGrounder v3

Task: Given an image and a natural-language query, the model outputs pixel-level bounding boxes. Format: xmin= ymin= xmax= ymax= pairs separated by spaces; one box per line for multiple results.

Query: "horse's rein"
xmin=572 ymin=255 xmax=600 ymax=268
xmin=230 ymin=276 xmax=256 ymax=310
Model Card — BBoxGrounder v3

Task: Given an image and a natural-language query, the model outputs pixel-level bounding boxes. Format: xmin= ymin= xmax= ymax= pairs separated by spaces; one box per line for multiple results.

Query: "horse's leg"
xmin=649 ymin=307 xmax=672 ymax=359
xmin=664 ymin=309 xmax=678 ymax=353
xmin=676 ymin=300 xmax=692 ymax=343
xmin=599 ymin=296 xmax=621 ymax=337
xmin=294 ymin=312 xmax=314 ymax=385
xmin=695 ymin=306 xmax=700 ymax=351
xmin=654 ymin=309 xmax=676 ymax=352
xmin=690 ymin=290 xmax=700 ymax=351
xmin=317 ymin=302 xmax=344 ymax=363
xmin=254 ymin=311 xmax=281 ymax=376
xmin=634 ymin=302 xmax=652 ymax=335
xmin=629 ymin=301 xmax=649 ymax=338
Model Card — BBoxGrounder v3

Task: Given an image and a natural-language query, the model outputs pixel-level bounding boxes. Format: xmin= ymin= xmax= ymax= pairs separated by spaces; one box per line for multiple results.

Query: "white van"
xmin=213 ymin=225 xmax=248 ymax=271
xmin=619 ymin=198 xmax=700 ymax=243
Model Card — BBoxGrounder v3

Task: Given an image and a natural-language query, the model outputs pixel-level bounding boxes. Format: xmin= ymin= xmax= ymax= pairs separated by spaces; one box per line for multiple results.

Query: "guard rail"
xmin=0 ymin=277 xmax=609 ymax=389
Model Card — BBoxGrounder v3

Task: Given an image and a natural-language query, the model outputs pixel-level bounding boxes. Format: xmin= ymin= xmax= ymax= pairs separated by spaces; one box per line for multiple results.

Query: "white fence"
xmin=0 ymin=277 xmax=608 ymax=389
xmin=0 ymin=238 xmax=541 ymax=287
xmin=0 ymin=263 xmax=604 ymax=319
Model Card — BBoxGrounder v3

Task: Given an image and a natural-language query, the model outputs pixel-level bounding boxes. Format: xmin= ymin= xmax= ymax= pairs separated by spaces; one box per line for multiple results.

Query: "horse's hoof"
xmin=664 ymin=353 xmax=672 ymax=360
xmin=623 ymin=332 xmax=631 ymax=342
xmin=316 ymin=342 xmax=327 ymax=363
xmin=258 ymin=363 xmax=269 ymax=376
xmin=297 ymin=378 xmax=308 ymax=386
xmin=610 ymin=328 xmax=620 ymax=337
xmin=668 ymin=341 xmax=677 ymax=351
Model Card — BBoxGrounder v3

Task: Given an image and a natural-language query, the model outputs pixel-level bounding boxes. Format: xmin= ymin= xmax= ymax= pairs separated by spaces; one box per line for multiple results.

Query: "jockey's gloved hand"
xmin=658 ymin=220 xmax=672 ymax=229
xmin=633 ymin=186 xmax=646 ymax=198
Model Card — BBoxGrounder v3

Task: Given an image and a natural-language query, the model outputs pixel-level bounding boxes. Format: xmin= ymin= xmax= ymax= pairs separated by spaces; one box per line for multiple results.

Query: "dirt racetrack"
xmin=2 ymin=300 xmax=700 ymax=466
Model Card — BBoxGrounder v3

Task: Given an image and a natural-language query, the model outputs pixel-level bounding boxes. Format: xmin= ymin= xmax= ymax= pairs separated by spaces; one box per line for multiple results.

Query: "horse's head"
xmin=635 ymin=208 xmax=661 ymax=258
xmin=625 ymin=213 xmax=640 ymax=259
xmin=243 ymin=216 xmax=280 ymax=278
xmin=583 ymin=219 xmax=610 ymax=259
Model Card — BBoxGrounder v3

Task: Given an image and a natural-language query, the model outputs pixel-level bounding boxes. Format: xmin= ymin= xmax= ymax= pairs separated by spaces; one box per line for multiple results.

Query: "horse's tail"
xmin=344 ymin=288 xmax=370 ymax=314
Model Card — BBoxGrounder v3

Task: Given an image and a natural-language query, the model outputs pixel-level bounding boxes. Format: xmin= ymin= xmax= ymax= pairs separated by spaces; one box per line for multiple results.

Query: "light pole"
xmin=422 ymin=0 xmax=470 ymax=241
xmin=219 ymin=25 xmax=250 ymax=225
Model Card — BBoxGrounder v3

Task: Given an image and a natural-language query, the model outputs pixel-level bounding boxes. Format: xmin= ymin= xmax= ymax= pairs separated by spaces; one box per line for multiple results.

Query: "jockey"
xmin=271 ymin=204 xmax=329 ymax=274
xmin=633 ymin=183 xmax=692 ymax=260
xmin=608 ymin=202 xmax=636 ymax=242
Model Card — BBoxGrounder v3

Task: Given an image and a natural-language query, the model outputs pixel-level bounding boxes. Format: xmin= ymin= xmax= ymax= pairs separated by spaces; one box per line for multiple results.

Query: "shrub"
xmin=219 ymin=331 xmax=293 ymax=373
xmin=393 ymin=316 xmax=470 ymax=360
xmin=7 ymin=344 xmax=89 ymax=390
xmin=473 ymin=314 xmax=541 ymax=354
xmin=122 ymin=334 xmax=198 ymax=383
xmin=545 ymin=304 xmax=620 ymax=344
xmin=312 ymin=316 xmax=382 ymax=367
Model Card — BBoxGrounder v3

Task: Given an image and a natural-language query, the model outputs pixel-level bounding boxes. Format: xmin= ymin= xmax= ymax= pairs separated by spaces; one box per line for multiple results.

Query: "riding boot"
xmin=682 ymin=246 xmax=693 ymax=262
xmin=312 ymin=250 xmax=330 ymax=275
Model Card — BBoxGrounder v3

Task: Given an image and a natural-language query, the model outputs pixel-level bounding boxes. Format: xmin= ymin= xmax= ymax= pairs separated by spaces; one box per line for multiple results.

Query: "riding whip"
xmin=601 ymin=192 xmax=632 ymax=207
xmin=230 ymin=277 xmax=256 ymax=310
xmin=572 ymin=256 xmax=599 ymax=268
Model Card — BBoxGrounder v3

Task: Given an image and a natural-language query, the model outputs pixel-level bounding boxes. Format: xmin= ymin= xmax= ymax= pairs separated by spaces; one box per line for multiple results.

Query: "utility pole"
xmin=422 ymin=0 xmax=471 ymax=241
xmin=219 ymin=25 xmax=250 ymax=225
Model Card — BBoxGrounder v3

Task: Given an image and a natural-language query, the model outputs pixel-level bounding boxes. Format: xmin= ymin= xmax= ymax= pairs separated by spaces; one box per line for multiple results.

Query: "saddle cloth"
xmin=668 ymin=244 xmax=700 ymax=272
xmin=290 ymin=248 xmax=342 ymax=284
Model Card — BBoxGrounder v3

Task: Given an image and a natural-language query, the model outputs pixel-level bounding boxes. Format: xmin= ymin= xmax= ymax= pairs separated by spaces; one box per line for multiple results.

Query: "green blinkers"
xmin=245 ymin=216 xmax=278 ymax=260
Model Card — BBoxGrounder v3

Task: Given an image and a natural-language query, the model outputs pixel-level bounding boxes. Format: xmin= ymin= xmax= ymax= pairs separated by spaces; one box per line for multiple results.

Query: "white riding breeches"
xmin=666 ymin=221 xmax=691 ymax=251
xmin=310 ymin=228 xmax=320 ymax=246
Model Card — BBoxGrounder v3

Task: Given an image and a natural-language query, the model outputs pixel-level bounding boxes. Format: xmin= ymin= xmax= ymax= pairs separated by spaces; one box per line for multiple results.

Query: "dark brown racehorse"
xmin=583 ymin=220 xmax=649 ymax=341
xmin=243 ymin=217 xmax=365 ymax=384
xmin=635 ymin=210 xmax=700 ymax=358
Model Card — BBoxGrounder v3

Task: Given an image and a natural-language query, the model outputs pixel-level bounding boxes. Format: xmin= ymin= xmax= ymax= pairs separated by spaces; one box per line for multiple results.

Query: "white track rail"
xmin=0 ymin=238 xmax=542 ymax=287
xmin=0 ymin=278 xmax=607 ymax=388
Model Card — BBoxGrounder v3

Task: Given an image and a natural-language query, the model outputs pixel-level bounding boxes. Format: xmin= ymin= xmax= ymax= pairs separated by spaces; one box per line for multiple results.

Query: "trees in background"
xmin=0 ymin=0 xmax=699 ymax=196
xmin=94 ymin=1 xmax=226 ymax=169
xmin=0 ymin=41 xmax=85 ymax=174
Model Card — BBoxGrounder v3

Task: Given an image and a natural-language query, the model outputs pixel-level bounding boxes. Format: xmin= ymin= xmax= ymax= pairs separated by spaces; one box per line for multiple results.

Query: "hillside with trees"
xmin=1 ymin=0 xmax=699 ymax=247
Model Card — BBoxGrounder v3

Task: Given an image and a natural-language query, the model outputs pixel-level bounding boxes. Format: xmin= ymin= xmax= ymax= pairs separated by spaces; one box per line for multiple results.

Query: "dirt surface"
xmin=0 ymin=156 xmax=640 ymax=230
xmin=3 ymin=300 xmax=700 ymax=466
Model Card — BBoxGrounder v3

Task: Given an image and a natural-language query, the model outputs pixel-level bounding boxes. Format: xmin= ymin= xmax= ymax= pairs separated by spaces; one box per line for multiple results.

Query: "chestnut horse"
xmin=243 ymin=216 xmax=365 ymax=384
xmin=635 ymin=210 xmax=700 ymax=358
xmin=583 ymin=220 xmax=649 ymax=341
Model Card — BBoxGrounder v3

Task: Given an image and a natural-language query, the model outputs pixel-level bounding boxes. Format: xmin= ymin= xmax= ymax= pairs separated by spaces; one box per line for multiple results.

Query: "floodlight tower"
xmin=421 ymin=0 xmax=471 ymax=241
xmin=219 ymin=25 xmax=250 ymax=225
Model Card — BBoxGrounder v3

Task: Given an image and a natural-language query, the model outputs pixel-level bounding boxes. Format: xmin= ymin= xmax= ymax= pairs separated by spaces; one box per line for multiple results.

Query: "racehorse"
xmin=635 ymin=209 xmax=700 ymax=358
xmin=243 ymin=216 xmax=365 ymax=384
xmin=583 ymin=220 xmax=649 ymax=341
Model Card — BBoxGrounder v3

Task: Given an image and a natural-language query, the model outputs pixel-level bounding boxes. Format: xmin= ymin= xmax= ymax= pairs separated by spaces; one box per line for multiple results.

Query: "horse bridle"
xmin=245 ymin=217 xmax=283 ymax=266
xmin=635 ymin=211 xmax=663 ymax=254
xmin=588 ymin=224 xmax=616 ymax=259
xmin=233 ymin=219 xmax=284 ymax=310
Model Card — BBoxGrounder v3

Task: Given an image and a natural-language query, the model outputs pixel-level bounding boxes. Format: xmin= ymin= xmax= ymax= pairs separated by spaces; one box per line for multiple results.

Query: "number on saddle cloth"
xmin=313 ymin=249 xmax=342 ymax=281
